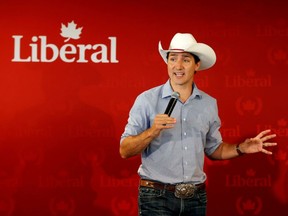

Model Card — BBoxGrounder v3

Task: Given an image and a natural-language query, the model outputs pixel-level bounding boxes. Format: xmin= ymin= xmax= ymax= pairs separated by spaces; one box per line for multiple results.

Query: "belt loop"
xmin=163 ymin=183 xmax=167 ymax=191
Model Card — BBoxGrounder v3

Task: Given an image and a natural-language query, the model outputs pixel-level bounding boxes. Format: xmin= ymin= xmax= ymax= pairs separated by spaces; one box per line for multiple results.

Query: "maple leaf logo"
xmin=60 ymin=21 xmax=83 ymax=42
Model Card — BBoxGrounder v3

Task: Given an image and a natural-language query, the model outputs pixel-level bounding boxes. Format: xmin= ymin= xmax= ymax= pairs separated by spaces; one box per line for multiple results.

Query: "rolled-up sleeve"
xmin=204 ymin=99 xmax=223 ymax=155
xmin=120 ymin=94 xmax=150 ymax=144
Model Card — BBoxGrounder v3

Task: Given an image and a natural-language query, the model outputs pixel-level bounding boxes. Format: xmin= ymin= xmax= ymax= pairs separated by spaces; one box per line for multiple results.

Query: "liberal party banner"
xmin=0 ymin=0 xmax=287 ymax=215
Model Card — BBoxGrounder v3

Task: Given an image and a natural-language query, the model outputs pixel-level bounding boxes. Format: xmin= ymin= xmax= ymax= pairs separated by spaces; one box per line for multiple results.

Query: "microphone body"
xmin=164 ymin=92 xmax=180 ymax=116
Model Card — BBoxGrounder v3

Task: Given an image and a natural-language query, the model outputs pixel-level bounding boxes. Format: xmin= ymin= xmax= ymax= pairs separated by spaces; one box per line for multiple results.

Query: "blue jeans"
xmin=138 ymin=186 xmax=207 ymax=216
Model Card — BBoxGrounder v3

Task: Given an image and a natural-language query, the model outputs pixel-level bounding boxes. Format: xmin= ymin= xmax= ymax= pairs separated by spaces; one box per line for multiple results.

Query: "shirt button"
xmin=184 ymin=146 xmax=188 ymax=150
xmin=183 ymin=118 xmax=186 ymax=121
xmin=183 ymin=132 xmax=187 ymax=136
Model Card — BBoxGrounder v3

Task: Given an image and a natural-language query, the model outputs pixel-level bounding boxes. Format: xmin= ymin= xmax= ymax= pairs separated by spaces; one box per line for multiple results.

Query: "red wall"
xmin=0 ymin=0 xmax=287 ymax=215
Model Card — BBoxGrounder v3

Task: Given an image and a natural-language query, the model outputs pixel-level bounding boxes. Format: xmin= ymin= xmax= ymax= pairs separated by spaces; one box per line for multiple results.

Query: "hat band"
xmin=170 ymin=49 xmax=185 ymax=52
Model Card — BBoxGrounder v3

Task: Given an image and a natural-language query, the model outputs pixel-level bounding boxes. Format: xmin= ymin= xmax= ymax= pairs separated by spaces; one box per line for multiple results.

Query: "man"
xmin=119 ymin=33 xmax=277 ymax=216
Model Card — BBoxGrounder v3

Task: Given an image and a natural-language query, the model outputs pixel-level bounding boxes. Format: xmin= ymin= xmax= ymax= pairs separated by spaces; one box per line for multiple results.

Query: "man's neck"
xmin=171 ymin=82 xmax=194 ymax=103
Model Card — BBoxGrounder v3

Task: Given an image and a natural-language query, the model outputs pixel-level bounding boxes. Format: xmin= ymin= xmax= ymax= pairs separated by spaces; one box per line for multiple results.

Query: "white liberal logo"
xmin=60 ymin=21 xmax=83 ymax=42
xmin=12 ymin=21 xmax=118 ymax=63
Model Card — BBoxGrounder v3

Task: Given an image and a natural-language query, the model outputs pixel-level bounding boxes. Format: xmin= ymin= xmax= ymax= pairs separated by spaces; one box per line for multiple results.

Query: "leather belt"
xmin=140 ymin=179 xmax=205 ymax=193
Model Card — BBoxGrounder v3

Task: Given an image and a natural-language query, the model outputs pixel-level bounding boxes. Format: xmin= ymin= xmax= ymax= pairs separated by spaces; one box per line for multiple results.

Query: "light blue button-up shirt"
xmin=121 ymin=80 xmax=222 ymax=184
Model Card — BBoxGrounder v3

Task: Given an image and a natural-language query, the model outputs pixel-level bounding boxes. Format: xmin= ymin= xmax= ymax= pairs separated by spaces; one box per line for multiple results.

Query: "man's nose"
xmin=175 ymin=59 xmax=184 ymax=69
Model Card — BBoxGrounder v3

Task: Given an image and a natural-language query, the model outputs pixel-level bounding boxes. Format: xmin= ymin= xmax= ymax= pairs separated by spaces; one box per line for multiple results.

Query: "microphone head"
xmin=171 ymin=91 xmax=180 ymax=99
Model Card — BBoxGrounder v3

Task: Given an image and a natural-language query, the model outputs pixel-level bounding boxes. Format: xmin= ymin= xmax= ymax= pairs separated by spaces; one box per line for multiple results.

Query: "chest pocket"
xmin=189 ymin=113 xmax=210 ymax=134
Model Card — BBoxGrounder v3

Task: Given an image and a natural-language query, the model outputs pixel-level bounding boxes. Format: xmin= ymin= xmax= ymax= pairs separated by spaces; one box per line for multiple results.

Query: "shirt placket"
xmin=181 ymin=103 xmax=194 ymax=182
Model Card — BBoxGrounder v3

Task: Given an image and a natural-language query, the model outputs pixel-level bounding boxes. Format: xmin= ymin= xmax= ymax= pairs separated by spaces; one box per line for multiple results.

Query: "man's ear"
xmin=195 ymin=62 xmax=201 ymax=71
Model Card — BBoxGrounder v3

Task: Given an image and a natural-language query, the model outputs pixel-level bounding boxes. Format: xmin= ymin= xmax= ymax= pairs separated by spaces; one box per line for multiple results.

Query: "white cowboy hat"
xmin=158 ymin=33 xmax=216 ymax=71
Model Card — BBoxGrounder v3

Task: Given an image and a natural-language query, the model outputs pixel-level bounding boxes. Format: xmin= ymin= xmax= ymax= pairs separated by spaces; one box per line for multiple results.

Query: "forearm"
xmin=209 ymin=142 xmax=242 ymax=160
xmin=120 ymin=114 xmax=177 ymax=159
xmin=119 ymin=127 xmax=160 ymax=159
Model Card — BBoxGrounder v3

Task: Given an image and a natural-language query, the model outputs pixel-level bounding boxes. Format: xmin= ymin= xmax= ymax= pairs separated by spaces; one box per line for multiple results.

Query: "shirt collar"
xmin=162 ymin=80 xmax=174 ymax=99
xmin=162 ymin=80 xmax=203 ymax=99
xmin=191 ymin=83 xmax=202 ymax=99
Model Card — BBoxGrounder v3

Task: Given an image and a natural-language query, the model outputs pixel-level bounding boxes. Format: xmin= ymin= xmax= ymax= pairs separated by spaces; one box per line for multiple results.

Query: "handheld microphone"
xmin=164 ymin=91 xmax=180 ymax=116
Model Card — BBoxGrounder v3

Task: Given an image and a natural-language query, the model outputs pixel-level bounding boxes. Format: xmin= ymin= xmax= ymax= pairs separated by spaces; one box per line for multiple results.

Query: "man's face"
xmin=167 ymin=52 xmax=200 ymax=88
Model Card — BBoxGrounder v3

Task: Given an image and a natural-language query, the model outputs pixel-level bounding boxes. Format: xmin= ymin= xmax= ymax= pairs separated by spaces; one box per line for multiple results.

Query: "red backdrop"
xmin=0 ymin=0 xmax=287 ymax=215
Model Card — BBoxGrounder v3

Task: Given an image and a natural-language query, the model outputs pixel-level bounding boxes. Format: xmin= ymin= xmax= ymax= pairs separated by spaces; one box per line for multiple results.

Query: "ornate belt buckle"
xmin=174 ymin=183 xmax=196 ymax=199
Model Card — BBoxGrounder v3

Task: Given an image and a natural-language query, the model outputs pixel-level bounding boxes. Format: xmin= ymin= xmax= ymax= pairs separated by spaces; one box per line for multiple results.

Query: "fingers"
xmin=255 ymin=129 xmax=273 ymax=139
xmin=161 ymin=119 xmax=176 ymax=127
xmin=249 ymin=130 xmax=277 ymax=154
xmin=261 ymin=134 xmax=277 ymax=142
xmin=154 ymin=114 xmax=176 ymax=129
xmin=255 ymin=129 xmax=277 ymax=144
xmin=261 ymin=148 xmax=273 ymax=155
xmin=262 ymin=142 xmax=277 ymax=147
xmin=262 ymin=140 xmax=277 ymax=155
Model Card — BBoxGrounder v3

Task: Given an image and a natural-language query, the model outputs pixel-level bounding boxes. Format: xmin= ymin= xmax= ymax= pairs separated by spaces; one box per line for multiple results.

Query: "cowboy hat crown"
xmin=158 ymin=33 xmax=216 ymax=71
